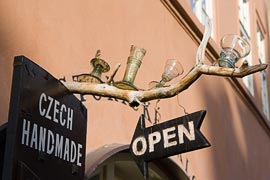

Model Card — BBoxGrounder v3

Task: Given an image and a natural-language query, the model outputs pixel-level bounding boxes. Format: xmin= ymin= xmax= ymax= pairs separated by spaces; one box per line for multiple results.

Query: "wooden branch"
xmin=63 ymin=62 xmax=267 ymax=106
xmin=63 ymin=65 xmax=201 ymax=106
xmin=198 ymin=63 xmax=268 ymax=78
xmin=62 ymin=18 xmax=268 ymax=107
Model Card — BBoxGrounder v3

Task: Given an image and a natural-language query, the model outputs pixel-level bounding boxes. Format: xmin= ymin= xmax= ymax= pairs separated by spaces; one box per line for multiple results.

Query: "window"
xmin=85 ymin=146 xmax=189 ymax=180
xmin=257 ymin=24 xmax=269 ymax=120
xmin=190 ymin=0 xmax=213 ymax=27
xmin=89 ymin=157 xmax=171 ymax=180
xmin=239 ymin=0 xmax=254 ymax=95
xmin=242 ymin=52 xmax=254 ymax=96
xmin=239 ymin=0 xmax=251 ymax=37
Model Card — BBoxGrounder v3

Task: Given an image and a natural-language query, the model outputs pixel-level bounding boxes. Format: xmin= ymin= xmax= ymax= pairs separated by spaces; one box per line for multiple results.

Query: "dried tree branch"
xmin=63 ymin=62 xmax=267 ymax=106
xmin=198 ymin=63 xmax=268 ymax=78
xmin=62 ymin=18 xmax=268 ymax=107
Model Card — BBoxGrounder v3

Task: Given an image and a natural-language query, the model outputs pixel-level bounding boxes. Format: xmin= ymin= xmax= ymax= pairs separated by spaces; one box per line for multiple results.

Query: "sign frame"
xmin=2 ymin=56 xmax=87 ymax=180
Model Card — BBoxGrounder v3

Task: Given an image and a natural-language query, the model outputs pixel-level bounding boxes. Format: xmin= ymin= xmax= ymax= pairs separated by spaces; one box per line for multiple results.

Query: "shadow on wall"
xmin=199 ymin=76 xmax=270 ymax=180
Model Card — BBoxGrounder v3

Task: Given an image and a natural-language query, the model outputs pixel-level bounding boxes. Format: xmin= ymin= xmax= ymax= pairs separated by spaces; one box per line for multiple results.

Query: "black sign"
xmin=2 ymin=56 xmax=87 ymax=180
xmin=130 ymin=110 xmax=210 ymax=179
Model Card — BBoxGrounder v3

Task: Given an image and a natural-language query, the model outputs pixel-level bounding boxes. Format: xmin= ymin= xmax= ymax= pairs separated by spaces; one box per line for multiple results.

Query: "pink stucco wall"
xmin=1 ymin=0 xmax=270 ymax=179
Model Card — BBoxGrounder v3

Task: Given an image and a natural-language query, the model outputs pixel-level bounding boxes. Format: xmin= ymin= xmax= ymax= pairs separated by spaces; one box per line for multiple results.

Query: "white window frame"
xmin=242 ymin=51 xmax=254 ymax=96
xmin=257 ymin=24 xmax=269 ymax=120
xmin=191 ymin=0 xmax=213 ymax=36
xmin=239 ymin=0 xmax=254 ymax=95
xmin=241 ymin=27 xmax=254 ymax=96
xmin=238 ymin=0 xmax=251 ymax=37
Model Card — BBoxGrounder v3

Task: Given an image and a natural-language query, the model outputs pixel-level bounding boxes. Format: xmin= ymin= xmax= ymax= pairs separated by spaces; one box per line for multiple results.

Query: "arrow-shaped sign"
xmin=130 ymin=110 xmax=210 ymax=179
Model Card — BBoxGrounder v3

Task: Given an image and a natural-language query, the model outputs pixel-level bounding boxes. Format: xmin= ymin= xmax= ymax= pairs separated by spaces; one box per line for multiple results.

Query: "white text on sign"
xmin=21 ymin=93 xmax=83 ymax=167
xmin=39 ymin=93 xmax=74 ymax=131
xmin=132 ymin=121 xmax=195 ymax=156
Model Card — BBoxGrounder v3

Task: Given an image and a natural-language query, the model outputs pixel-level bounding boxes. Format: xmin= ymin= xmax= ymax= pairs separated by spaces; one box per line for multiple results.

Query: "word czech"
xmin=39 ymin=93 xmax=74 ymax=131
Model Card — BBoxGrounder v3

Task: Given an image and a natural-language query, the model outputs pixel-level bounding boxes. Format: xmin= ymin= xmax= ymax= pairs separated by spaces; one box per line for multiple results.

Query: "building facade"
xmin=0 ymin=0 xmax=270 ymax=179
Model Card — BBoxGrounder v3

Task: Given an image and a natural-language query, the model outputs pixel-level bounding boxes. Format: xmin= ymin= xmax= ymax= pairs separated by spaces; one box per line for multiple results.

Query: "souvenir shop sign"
xmin=3 ymin=56 xmax=87 ymax=180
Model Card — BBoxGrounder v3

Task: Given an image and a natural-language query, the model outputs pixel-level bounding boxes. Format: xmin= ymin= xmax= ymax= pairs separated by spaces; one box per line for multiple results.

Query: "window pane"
xmin=190 ymin=0 xmax=213 ymax=27
xmin=257 ymin=25 xmax=269 ymax=119
xmin=238 ymin=0 xmax=250 ymax=36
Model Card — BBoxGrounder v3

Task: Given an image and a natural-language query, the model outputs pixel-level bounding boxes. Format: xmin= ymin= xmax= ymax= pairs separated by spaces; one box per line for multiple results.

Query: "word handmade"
xmin=21 ymin=119 xmax=83 ymax=166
